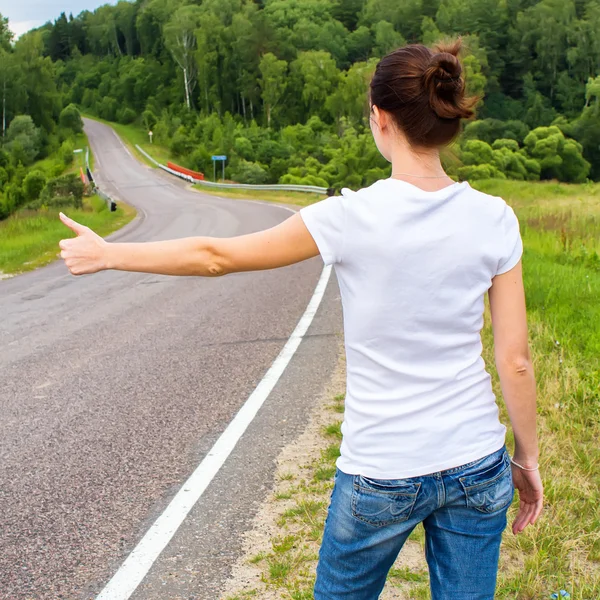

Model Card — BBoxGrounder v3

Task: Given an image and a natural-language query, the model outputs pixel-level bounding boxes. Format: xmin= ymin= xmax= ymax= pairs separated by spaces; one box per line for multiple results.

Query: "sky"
xmin=0 ymin=0 xmax=118 ymax=38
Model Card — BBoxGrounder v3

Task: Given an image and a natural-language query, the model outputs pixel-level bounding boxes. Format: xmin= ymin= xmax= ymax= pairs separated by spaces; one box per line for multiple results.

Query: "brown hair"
xmin=369 ymin=39 xmax=478 ymax=148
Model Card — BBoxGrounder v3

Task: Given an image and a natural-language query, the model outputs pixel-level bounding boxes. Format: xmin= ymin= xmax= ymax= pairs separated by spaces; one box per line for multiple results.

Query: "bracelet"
xmin=510 ymin=456 xmax=539 ymax=471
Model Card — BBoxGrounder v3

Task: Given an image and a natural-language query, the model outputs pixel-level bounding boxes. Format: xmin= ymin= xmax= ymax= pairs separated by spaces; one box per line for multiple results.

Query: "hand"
xmin=59 ymin=212 xmax=109 ymax=275
xmin=511 ymin=463 xmax=543 ymax=534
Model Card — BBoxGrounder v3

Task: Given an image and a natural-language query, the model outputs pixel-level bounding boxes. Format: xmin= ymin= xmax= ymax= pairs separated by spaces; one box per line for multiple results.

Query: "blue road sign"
xmin=211 ymin=155 xmax=227 ymax=161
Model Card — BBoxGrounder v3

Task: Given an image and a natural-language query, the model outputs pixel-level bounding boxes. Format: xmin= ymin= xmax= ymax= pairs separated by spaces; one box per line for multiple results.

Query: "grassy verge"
xmin=224 ymin=179 xmax=600 ymax=600
xmin=82 ymin=114 xmax=172 ymax=168
xmin=0 ymin=196 xmax=136 ymax=276
xmin=475 ymin=179 xmax=600 ymax=599
xmin=192 ymin=185 xmax=327 ymax=208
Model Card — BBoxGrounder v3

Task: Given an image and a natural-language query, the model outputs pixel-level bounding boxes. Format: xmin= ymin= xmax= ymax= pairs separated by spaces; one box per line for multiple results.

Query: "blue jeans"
xmin=315 ymin=446 xmax=514 ymax=599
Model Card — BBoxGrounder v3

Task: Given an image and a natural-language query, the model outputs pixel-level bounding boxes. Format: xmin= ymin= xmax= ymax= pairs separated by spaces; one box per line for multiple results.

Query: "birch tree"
xmin=164 ymin=6 xmax=202 ymax=110
xmin=259 ymin=53 xmax=287 ymax=128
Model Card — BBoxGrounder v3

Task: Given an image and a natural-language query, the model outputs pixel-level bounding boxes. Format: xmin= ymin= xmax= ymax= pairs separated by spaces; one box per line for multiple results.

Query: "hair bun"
xmin=422 ymin=40 xmax=474 ymax=120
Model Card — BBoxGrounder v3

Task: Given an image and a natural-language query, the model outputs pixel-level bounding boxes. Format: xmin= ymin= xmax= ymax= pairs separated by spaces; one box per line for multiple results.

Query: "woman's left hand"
xmin=59 ymin=212 xmax=109 ymax=275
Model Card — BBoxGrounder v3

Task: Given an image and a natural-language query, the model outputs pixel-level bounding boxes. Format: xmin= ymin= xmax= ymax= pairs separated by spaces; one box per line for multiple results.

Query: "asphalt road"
xmin=0 ymin=119 xmax=343 ymax=599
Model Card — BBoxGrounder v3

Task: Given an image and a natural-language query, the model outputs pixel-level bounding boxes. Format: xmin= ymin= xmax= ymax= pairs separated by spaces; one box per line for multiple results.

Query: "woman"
xmin=59 ymin=39 xmax=543 ymax=599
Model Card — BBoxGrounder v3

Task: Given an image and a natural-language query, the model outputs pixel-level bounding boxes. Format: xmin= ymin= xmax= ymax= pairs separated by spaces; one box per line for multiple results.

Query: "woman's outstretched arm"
xmin=488 ymin=260 xmax=543 ymax=534
xmin=58 ymin=211 xmax=320 ymax=277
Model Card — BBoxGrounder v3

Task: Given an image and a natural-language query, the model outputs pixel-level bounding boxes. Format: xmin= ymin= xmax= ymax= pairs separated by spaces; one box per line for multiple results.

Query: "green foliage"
xmin=22 ymin=170 xmax=47 ymax=202
xmin=463 ymin=119 xmax=530 ymax=145
xmin=35 ymin=173 xmax=85 ymax=210
xmin=230 ymin=159 xmax=269 ymax=184
xmin=5 ymin=115 xmax=42 ymax=166
xmin=60 ymin=139 xmax=76 ymax=168
xmin=59 ymin=104 xmax=83 ymax=134
xmin=118 ymin=107 xmax=137 ymax=125
xmin=523 ymin=126 xmax=590 ymax=183
xmin=457 ymin=163 xmax=506 ymax=181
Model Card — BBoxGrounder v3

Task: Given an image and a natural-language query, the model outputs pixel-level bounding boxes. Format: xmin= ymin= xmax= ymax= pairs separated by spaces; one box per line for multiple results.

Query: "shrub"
xmin=59 ymin=104 xmax=83 ymax=134
xmin=229 ymin=159 xmax=269 ymax=184
xmin=35 ymin=174 xmax=85 ymax=209
xmin=118 ymin=107 xmax=137 ymax=124
xmin=523 ymin=126 xmax=590 ymax=183
xmin=233 ymin=137 xmax=253 ymax=160
xmin=60 ymin=139 xmax=76 ymax=167
xmin=170 ymin=127 xmax=195 ymax=157
xmin=457 ymin=164 xmax=507 ymax=181
xmin=492 ymin=138 xmax=519 ymax=152
xmin=23 ymin=170 xmax=47 ymax=202
xmin=461 ymin=140 xmax=494 ymax=166
xmin=97 ymin=96 xmax=118 ymax=122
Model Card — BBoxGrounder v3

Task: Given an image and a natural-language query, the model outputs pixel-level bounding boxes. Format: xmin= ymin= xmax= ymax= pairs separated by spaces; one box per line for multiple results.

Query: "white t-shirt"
xmin=300 ymin=178 xmax=523 ymax=479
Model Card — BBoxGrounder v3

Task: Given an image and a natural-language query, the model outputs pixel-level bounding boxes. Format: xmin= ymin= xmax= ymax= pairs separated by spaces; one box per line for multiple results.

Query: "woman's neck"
xmin=388 ymin=142 xmax=454 ymax=191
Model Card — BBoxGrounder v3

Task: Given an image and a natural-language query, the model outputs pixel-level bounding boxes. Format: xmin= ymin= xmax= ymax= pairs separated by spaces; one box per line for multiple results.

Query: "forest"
xmin=1 ymin=0 xmax=600 ymax=220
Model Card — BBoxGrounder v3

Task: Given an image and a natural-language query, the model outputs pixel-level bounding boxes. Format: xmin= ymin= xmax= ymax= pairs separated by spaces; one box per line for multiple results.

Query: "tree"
xmin=372 ymin=21 xmax=406 ymax=56
xmin=59 ymin=104 xmax=83 ymax=133
xmin=291 ymin=51 xmax=340 ymax=118
xmin=259 ymin=53 xmax=287 ymax=127
xmin=0 ymin=13 xmax=12 ymax=51
xmin=326 ymin=58 xmax=377 ymax=126
xmin=164 ymin=6 xmax=202 ymax=110
xmin=13 ymin=32 xmax=60 ymax=131
xmin=6 ymin=115 xmax=42 ymax=166
xmin=523 ymin=125 xmax=590 ymax=182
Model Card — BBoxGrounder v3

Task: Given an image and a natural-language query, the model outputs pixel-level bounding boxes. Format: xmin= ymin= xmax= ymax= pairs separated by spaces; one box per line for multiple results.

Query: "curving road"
xmin=0 ymin=119 xmax=342 ymax=599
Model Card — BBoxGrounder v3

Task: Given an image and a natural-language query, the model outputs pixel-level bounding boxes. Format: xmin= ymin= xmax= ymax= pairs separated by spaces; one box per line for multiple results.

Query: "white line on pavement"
xmin=96 ymin=263 xmax=333 ymax=600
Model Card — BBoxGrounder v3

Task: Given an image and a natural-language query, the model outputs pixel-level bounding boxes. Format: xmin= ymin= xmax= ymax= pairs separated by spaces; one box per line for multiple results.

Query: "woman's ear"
xmin=372 ymin=105 xmax=389 ymax=131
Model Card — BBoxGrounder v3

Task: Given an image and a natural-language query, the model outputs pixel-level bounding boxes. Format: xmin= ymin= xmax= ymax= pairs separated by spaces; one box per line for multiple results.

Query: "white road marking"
xmin=96 ymin=263 xmax=332 ymax=600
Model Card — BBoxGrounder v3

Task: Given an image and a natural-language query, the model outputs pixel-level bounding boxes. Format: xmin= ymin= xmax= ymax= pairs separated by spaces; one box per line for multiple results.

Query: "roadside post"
xmin=211 ymin=155 xmax=227 ymax=181
xmin=148 ymin=130 xmax=153 ymax=144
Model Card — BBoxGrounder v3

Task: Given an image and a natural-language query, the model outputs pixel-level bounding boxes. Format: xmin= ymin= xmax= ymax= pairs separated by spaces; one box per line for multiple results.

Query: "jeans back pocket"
xmin=459 ymin=451 xmax=514 ymax=514
xmin=351 ymin=475 xmax=421 ymax=527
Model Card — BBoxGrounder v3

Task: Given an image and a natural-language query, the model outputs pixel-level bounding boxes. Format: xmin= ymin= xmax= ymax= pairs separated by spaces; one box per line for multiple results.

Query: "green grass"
xmin=0 ymin=196 xmax=136 ymax=275
xmin=471 ymin=180 xmax=600 ymax=599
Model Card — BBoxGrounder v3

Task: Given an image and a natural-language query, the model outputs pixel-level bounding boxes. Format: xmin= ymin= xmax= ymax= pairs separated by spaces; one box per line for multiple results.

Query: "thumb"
xmin=59 ymin=212 xmax=88 ymax=236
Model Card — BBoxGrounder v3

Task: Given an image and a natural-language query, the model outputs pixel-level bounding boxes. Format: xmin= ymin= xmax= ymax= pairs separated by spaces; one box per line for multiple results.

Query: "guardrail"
xmin=134 ymin=145 xmax=329 ymax=195
xmin=86 ymin=146 xmax=117 ymax=211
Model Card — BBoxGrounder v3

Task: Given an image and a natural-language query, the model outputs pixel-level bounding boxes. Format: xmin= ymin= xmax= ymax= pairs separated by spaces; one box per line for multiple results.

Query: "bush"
xmin=0 ymin=148 xmax=9 ymax=168
xmin=233 ymin=137 xmax=253 ymax=160
xmin=34 ymin=174 xmax=85 ymax=209
xmin=60 ymin=139 xmax=76 ymax=167
xmin=23 ymin=170 xmax=47 ymax=202
xmin=142 ymin=109 xmax=158 ymax=131
xmin=59 ymin=104 xmax=83 ymax=134
xmin=463 ymin=119 xmax=529 ymax=145
xmin=0 ymin=166 xmax=8 ymax=191
xmin=97 ymin=96 xmax=118 ymax=121
xmin=523 ymin=126 xmax=590 ymax=183
xmin=118 ymin=107 xmax=137 ymax=124
xmin=492 ymin=139 xmax=519 ymax=152
xmin=457 ymin=164 xmax=507 ymax=181
xmin=170 ymin=127 xmax=195 ymax=157
xmin=229 ymin=159 xmax=269 ymax=184
xmin=461 ymin=140 xmax=494 ymax=166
